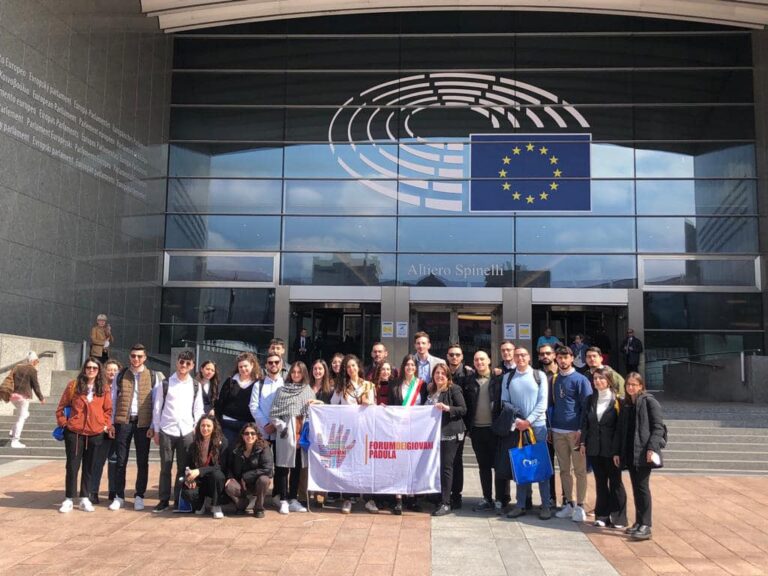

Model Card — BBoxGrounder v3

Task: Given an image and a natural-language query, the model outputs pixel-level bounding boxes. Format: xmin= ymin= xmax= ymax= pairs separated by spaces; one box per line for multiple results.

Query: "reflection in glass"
xmin=170 ymin=108 xmax=285 ymax=141
xmin=634 ymin=106 xmax=754 ymax=141
xmin=398 ymin=217 xmax=513 ymax=253
xmin=282 ymin=253 xmax=396 ymax=286
xmin=169 ymin=144 xmax=283 ymax=178
xmin=159 ymin=324 xmax=275 ymax=355
xmin=284 ymin=144 xmax=400 ymax=178
xmin=166 ymin=215 xmax=281 ymax=250
xmin=516 ymin=217 xmax=635 ymax=253
xmin=168 ymin=179 xmax=283 ymax=214
xmin=591 ymin=144 xmax=634 ymax=178
xmin=635 ymin=142 xmax=755 ymax=178
xmin=637 ymin=217 xmax=758 ymax=253
xmin=644 ymin=292 xmax=762 ymax=330
xmin=283 ymin=217 xmax=396 ymax=251
xmin=516 ymin=255 xmax=636 ymax=288
xmin=167 ymin=255 xmax=275 ymax=283
xmin=643 ymin=258 xmax=755 ymax=287
xmin=161 ymin=287 xmax=275 ymax=324
xmin=636 ymin=180 xmax=756 ymax=216
xmin=397 ymin=254 xmax=514 ymax=287
xmin=284 ymin=180 xmax=396 ymax=215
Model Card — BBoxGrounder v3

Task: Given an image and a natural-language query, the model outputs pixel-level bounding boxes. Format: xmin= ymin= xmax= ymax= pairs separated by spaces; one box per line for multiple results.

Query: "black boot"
xmin=631 ymin=525 xmax=652 ymax=540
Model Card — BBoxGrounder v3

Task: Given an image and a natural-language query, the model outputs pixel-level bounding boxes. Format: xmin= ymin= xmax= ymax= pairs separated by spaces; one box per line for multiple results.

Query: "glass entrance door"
xmin=290 ymin=303 xmax=380 ymax=363
xmin=411 ymin=306 xmax=499 ymax=361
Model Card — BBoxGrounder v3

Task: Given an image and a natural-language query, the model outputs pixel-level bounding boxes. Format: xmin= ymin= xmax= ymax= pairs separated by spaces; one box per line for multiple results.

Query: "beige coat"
xmin=89 ymin=325 xmax=113 ymax=357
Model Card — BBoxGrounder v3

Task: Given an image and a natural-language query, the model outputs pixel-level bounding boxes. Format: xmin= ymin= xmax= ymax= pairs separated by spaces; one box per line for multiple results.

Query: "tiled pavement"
xmin=2 ymin=460 xmax=768 ymax=575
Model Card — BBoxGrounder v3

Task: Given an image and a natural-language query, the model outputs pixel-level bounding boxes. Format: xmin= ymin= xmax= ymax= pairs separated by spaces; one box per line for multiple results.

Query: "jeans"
xmin=225 ymin=475 xmax=271 ymax=511
xmin=114 ymin=421 xmax=151 ymax=499
xmin=10 ymin=396 xmax=30 ymax=440
xmin=64 ymin=430 xmax=104 ymax=499
xmin=159 ymin=431 xmax=194 ymax=503
xmin=470 ymin=426 xmax=510 ymax=505
xmin=514 ymin=426 xmax=551 ymax=511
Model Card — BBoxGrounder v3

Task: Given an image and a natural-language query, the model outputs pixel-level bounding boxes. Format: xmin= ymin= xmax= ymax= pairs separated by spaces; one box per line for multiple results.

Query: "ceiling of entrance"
xmin=141 ymin=0 xmax=768 ymax=32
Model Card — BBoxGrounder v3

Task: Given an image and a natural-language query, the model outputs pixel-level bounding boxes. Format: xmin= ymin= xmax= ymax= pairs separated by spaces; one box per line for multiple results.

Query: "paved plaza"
xmin=1 ymin=460 xmax=768 ymax=575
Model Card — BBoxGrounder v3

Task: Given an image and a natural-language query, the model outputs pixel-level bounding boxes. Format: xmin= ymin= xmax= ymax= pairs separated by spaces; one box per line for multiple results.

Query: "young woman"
xmin=89 ymin=359 xmax=121 ymax=504
xmin=269 ymin=361 xmax=316 ymax=514
xmin=580 ymin=368 xmax=627 ymax=528
xmin=197 ymin=360 xmax=220 ymax=415
xmin=330 ymin=353 xmax=344 ymax=387
xmin=215 ymin=353 xmax=261 ymax=446
xmin=310 ymin=359 xmax=334 ymax=404
xmin=372 ymin=361 xmax=393 ymax=406
xmin=182 ymin=415 xmax=228 ymax=519
xmin=331 ymin=354 xmax=376 ymax=514
xmin=616 ymin=372 xmax=665 ymax=541
xmin=425 ymin=363 xmax=466 ymax=517
xmin=225 ymin=423 xmax=274 ymax=518
xmin=56 ymin=358 xmax=112 ymax=513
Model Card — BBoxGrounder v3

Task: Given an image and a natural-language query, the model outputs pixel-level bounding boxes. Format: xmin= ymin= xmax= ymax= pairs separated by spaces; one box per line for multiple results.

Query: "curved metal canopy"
xmin=141 ymin=0 xmax=768 ymax=32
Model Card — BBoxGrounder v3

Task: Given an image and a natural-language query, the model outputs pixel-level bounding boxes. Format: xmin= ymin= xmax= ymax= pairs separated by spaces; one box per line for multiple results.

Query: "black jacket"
xmin=185 ymin=436 xmax=229 ymax=476
xmin=580 ymin=392 xmax=621 ymax=458
xmin=449 ymin=364 xmax=474 ymax=393
xmin=618 ymin=392 xmax=665 ymax=468
xmin=227 ymin=443 xmax=274 ymax=482
xmin=434 ymin=384 xmax=467 ymax=437
xmin=388 ymin=379 xmax=428 ymax=406
xmin=463 ymin=372 xmax=502 ymax=430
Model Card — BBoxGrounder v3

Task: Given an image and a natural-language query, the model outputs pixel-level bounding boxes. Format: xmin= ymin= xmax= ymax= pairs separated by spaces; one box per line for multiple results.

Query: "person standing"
xmin=56 ymin=358 xmax=112 ymax=513
xmin=372 ymin=361 xmax=393 ymax=406
xmin=7 ymin=351 xmax=44 ymax=449
xmin=536 ymin=328 xmax=561 ymax=351
xmin=584 ymin=346 xmax=625 ymax=398
xmin=197 ymin=360 xmax=219 ymax=415
xmin=537 ymin=344 xmax=560 ymax=509
xmin=621 ymin=329 xmax=644 ymax=374
xmin=464 ymin=350 xmax=509 ymax=512
xmin=365 ymin=342 xmax=398 ymax=381
xmin=570 ymin=334 xmax=588 ymax=372
xmin=216 ymin=352 xmax=260 ymax=446
xmin=268 ymin=338 xmax=289 ymax=379
xmin=413 ymin=332 xmax=445 ymax=385
xmin=152 ymin=350 xmax=205 ymax=513
xmin=445 ymin=343 xmax=474 ymax=510
xmin=89 ymin=314 xmax=113 ymax=364
xmin=292 ymin=328 xmax=312 ymax=364
xmin=552 ymin=346 xmax=593 ymax=522
xmin=310 ymin=359 xmax=334 ymax=404
xmin=494 ymin=340 xmax=516 ymax=376
xmin=90 ymin=359 xmax=121 ymax=504
xmin=110 ymin=343 xmax=160 ymax=511
xmin=617 ymin=372 xmax=665 ymax=541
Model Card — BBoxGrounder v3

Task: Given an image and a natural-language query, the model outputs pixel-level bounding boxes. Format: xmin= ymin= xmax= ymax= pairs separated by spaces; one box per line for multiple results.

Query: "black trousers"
xmin=547 ymin=437 xmax=557 ymax=506
xmin=90 ymin=435 xmax=116 ymax=497
xmin=451 ymin=437 xmax=464 ymax=501
xmin=628 ymin=465 xmax=653 ymax=527
xmin=64 ymin=430 xmax=103 ymax=499
xmin=592 ymin=456 xmax=627 ymax=525
xmin=114 ymin=421 xmax=151 ymax=499
xmin=276 ymin=449 xmax=302 ymax=501
xmin=440 ymin=438 xmax=460 ymax=506
xmin=470 ymin=426 xmax=510 ymax=505
xmin=188 ymin=469 xmax=226 ymax=507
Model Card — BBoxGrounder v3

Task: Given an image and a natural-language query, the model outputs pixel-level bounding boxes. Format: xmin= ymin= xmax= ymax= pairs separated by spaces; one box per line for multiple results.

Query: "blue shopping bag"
xmin=298 ymin=420 xmax=311 ymax=450
xmin=509 ymin=429 xmax=553 ymax=485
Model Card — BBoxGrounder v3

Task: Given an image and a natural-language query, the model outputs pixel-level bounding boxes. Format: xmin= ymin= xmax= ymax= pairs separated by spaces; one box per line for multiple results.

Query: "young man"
xmin=365 ymin=342 xmax=397 ymax=380
xmin=292 ymin=328 xmax=311 ymax=364
xmin=268 ymin=338 xmax=289 ymax=379
xmin=8 ymin=351 xmax=44 ymax=449
xmin=494 ymin=340 xmax=516 ymax=376
xmin=621 ymin=329 xmax=644 ymax=374
xmin=110 ymin=344 xmax=161 ymax=511
xmin=537 ymin=343 xmax=560 ymax=508
xmin=152 ymin=350 xmax=204 ymax=513
xmin=250 ymin=352 xmax=284 ymax=505
xmin=584 ymin=346 xmax=625 ymax=398
xmin=413 ymin=331 xmax=445 ymax=385
xmin=464 ymin=350 xmax=509 ymax=512
xmin=503 ymin=347 xmax=551 ymax=520
xmin=445 ymin=343 xmax=474 ymax=509
xmin=551 ymin=346 xmax=593 ymax=522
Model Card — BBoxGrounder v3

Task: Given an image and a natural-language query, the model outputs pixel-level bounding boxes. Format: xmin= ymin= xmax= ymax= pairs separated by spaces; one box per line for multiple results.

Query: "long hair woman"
xmin=329 ymin=353 xmax=344 ymax=387
xmin=89 ymin=359 xmax=122 ymax=504
xmin=55 ymin=357 xmax=112 ymax=513
xmin=182 ymin=415 xmax=228 ymax=519
xmin=310 ymin=359 xmax=334 ymax=404
xmin=372 ymin=361 xmax=393 ymax=406
xmin=197 ymin=360 xmax=220 ymax=416
xmin=225 ymin=423 xmax=274 ymax=518
xmin=616 ymin=372 xmax=665 ymax=541
xmin=215 ymin=352 xmax=262 ymax=446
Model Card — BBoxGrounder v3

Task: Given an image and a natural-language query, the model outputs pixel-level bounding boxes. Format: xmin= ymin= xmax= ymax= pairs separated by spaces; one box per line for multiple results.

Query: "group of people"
xmin=8 ymin=323 xmax=663 ymax=541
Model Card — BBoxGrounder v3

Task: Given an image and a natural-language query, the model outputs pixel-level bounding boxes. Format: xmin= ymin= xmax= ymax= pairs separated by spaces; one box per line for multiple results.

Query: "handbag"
xmin=52 ymin=406 xmax=71 ymax=441
xmin=0 ymin=369 xmax=14 ymax=403
xmin=298 ymin=420 xmax=311 ymax=450
xmin=509 ymin=428 xmax=554 ymax=485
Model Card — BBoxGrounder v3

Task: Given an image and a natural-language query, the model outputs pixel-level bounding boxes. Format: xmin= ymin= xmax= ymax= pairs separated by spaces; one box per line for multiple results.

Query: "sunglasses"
xmin=242 ymin=431 xmax=258 ymax=436
xmin=177 ymin=360 xmax=193 ymax=366
xmin=130 ymin=353 xmax=145 ymax=359
xmin=447 ymin=352 xmax=462 ymax=357
xmin=85 ymin=365 xmax=99 ymax=371
xmin=266 ymin=360 xmax=281 ymax=365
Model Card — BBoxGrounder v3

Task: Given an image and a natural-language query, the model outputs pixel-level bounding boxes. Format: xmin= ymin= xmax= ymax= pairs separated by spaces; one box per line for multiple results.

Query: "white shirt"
xmin=152 ymin=373 xmax=204 ymax=437
xmin=250 ymin=374 xmax=283 ymax=440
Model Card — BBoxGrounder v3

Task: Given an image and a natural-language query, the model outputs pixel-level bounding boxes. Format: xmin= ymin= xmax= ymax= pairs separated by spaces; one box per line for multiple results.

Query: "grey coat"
xmin=618 ymin=392 xmax=665 ymax=468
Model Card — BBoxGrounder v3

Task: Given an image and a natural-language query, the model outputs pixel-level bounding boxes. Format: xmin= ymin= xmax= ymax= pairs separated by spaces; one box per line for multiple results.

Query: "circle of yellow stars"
xmin=499 ymin=142 xmax=563 ymax=205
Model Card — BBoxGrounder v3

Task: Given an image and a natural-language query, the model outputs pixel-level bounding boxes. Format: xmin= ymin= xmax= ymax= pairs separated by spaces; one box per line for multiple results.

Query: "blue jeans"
xmin=514 ymin=425 xmax=551 ymax=510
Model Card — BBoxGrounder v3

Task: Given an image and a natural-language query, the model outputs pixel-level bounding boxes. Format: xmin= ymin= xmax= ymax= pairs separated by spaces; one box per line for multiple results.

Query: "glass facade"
xmin=162 ymin=11 xmax=763 ymax=363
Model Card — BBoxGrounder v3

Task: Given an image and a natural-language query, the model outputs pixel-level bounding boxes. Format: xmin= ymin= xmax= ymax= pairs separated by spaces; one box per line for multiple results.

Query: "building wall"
xmin=0 ymin=1 xmax=171 ymax=351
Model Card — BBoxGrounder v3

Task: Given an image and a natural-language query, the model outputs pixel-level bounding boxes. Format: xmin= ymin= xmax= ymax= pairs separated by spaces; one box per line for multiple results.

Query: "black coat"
xmin=621 ymin=336 xmax=644 ymax=365
xmin=580 ymin=392 xmax=621 ymax=458
xmin=227 ymin=443 xmax=274 ymax=483
xmin=463 ymin=372 xmax=502 ymax=431
xmin=433 ymin=384 xmax=467 ymax=437
xmin=618 ymin=392 xmax=665 ymax=468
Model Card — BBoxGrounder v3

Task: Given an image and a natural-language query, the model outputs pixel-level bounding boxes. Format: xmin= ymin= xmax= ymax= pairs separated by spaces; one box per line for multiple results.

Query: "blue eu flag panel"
xmin=470 ymin=134 xmax=591 ymax=212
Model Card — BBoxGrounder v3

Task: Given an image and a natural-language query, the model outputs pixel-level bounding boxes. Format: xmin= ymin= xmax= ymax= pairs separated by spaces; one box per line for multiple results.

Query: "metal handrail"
xmin=0 ymin=350 xmax=57 ymax=374
xmin=646 ymin=349 xmax=762 ymax=365
xmin=180 ymin=339 xmax=266 ymax=362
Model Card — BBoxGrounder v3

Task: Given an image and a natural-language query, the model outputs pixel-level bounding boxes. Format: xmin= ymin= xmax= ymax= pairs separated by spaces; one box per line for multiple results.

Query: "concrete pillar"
xmin=627 ymin=289 xmax=644 ymax=371
xmin=274 ymin=286 xmax=290 ymax=346
xmin=392 ymin=287 xmax=411 ymax=363
xmin=501 ymin=288 xmax=533 ymax=362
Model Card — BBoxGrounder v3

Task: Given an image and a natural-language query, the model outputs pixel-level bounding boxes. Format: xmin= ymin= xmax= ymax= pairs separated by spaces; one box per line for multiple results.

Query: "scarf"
xmin=402 ymin=376 xmax=423 ymax=406
xmin=269 ymin=383 xmax=315 ymax=421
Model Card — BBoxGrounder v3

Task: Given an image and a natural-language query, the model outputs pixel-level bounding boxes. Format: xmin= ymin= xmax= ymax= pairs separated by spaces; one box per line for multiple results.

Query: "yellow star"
xmin=512 ymin=146 xmax=521 ymax=155
xmin=540 ymin=191 xmax=549 ymax=200
xmin=550 ymin=156 xmax=558 ymax=165
xmin=512 ymin=191 xmax=521 ymax=200
xmin=502 ymin=182 xmax=511 ymax=191
xmin=553 ymin=168 xmax=563 ymax=177
xmin=526 ymin=143 xmax=535 ymax=152
xmin=550 ymin=182 xmax=559 ymax=191
xmin=498 ymin=169 xmax=507 ymax=178
xmin=539 ymin=146 xmax=548 ymax=155
xmin=502 ymin=156 xmax=511 ymax=165
xmin=526 ymin=195 xmax=535 ymax=204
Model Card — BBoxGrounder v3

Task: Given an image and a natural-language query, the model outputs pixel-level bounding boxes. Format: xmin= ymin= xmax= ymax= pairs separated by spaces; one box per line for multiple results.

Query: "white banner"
xmin=307 ymin=405 xmax=441 ymax=494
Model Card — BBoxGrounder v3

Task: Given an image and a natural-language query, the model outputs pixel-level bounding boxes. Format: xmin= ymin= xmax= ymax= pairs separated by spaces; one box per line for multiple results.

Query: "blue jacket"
xmin=550 ymin=371 xmax=592 ymax=431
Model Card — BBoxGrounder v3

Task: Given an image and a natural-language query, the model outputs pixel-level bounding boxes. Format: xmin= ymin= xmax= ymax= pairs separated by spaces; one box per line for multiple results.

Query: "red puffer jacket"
xmin=56 ymin=380 xmax=113 ymax=436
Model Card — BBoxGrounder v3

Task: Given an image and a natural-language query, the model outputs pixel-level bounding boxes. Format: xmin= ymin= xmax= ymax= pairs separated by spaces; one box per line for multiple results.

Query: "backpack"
xmin=160 ymin=377 xmax=200 ymax=421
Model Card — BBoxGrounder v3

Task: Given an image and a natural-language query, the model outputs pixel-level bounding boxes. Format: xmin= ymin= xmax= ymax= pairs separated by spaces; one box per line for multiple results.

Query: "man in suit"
xmin=292 ymin=328 xmax=311 ymax=364
xmin=621 ymin=329 xmax=644 ymax=374
xmin=413 ymin=331 xmax=445 ymax=385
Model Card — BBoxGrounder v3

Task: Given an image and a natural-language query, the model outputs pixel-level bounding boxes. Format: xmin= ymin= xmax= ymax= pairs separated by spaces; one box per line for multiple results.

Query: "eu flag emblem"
xmin=470 ymin=134 xmax=591 ymax=212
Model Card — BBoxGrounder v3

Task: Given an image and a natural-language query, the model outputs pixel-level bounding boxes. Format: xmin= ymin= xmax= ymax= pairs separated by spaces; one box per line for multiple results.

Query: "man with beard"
xmin=445 ymin=343 xmax=474 ymax=509
xmin=537 ymin=343 xmax=559 ymax=508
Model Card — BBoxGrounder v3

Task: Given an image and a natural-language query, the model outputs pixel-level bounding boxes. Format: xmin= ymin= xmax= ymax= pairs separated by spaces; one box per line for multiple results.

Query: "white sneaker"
xmin=108 ymin=497 xmax=124 ymax=511
xmin=278 ymin=500 xmax=290 ymax=514
xmin=555 ymin=503 xmax=574 ymax=519
xmin=572 ymin=505 xmax=587 ymax=522
xmin=288 ymin=499 xmax=307 ymax=513
xmin=341 ymin=500 xmax=352 ymax=514
xmin=79 ymin=497 xmax=95 ymax=512
xmin=59 ymin=499 xmax=73 ymax=513
xmin=364 ymin=499 xmax=379 ymax=514
xmin=10 ymin=439 xmax=26 ymax=449
xmin=212 ymin=505 xmax=224 ymax=519
xmin=133 ymin=496 xmax=145 ymax=511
